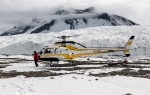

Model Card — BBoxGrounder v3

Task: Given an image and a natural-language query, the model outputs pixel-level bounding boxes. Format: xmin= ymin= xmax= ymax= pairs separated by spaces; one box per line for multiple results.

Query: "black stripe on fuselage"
xmin=39 ymin=58 xmax=59 ymax=61
xmin=125 ymin=54 xmax=130 ymax=57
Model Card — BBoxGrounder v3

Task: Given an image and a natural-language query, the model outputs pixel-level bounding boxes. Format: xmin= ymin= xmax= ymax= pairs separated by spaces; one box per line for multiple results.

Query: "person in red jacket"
xmin=33 ymin=51 xmax=39 ymax=67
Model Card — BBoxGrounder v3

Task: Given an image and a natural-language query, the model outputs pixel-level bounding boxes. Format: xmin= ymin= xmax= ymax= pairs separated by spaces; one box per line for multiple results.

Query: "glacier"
xmin=0 ymin=26 xmax=150 ymax=56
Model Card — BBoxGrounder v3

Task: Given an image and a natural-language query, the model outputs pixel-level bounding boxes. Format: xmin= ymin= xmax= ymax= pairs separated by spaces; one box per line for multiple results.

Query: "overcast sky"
xmin=0 ymin=0 xmax=150 ymax=32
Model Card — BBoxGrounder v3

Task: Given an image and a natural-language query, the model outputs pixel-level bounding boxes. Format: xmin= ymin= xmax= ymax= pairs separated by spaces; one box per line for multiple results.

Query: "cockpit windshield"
xmin=38 ymin=47 xmax=59 ymax=54
xmin=44 ymin=48 xmax=54 ymax=53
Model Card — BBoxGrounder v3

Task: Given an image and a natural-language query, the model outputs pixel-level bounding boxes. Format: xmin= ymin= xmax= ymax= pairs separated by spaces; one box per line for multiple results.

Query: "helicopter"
xmin=37 ymin=35 xmax=135 ymax=65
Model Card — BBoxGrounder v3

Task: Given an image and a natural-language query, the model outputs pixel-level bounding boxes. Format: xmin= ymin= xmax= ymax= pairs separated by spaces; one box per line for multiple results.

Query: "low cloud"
xmin=0 ymin=0 xmax=149 ymax=32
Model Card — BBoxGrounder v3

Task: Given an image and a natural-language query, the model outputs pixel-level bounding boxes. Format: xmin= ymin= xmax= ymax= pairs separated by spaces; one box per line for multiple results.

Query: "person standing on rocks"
xmin=33 ymin=51 xmax=39 ymax=67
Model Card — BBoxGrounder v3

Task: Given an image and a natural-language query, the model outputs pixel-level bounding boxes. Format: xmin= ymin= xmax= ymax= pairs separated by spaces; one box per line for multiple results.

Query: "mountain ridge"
xmin=1 ymin=7 xmax=139 ymax=36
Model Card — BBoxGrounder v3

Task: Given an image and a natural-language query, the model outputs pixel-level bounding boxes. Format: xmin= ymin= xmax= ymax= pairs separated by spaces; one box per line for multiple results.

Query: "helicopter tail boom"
xmin=123 ymin=36 xmax=135 ymax=57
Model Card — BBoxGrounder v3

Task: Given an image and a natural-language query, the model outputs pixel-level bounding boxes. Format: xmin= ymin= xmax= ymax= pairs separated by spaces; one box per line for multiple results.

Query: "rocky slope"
xmin=1 ymin=7 xmax=138 ymax=36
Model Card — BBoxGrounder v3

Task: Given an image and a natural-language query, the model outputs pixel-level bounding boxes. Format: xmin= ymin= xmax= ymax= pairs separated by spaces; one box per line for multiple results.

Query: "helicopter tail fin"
xmin=123 ymin=36 xmax=135 ymax=57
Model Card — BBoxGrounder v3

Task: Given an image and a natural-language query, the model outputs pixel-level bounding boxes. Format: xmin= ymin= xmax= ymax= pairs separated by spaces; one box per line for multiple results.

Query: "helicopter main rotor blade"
xmin=66 ymin=35 xmax=79 ymax=38
xmin=55 ymin=35 xmax=79 ymax=39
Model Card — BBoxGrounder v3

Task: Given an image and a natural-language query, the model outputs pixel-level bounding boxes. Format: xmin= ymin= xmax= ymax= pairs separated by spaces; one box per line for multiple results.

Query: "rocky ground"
xmin=0 ymin=57 xmax=150 ymax=79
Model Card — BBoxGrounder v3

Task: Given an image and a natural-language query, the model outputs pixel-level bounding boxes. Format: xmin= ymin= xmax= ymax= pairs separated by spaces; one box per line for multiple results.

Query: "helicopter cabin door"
xmin=43 ymin=48 xmax=60 ymax=61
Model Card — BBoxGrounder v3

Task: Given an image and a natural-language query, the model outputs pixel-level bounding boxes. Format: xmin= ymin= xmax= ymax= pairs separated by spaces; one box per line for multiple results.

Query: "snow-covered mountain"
xmin=1 ymin=7 xmax=138 ymax=36
xmin=0 ymin=26 xmax=149 ymax=56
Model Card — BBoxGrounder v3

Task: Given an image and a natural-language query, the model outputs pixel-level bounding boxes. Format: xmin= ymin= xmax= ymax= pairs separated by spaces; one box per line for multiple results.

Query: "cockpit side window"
xmin=43 ymin=48 xmax=54 ymax=54
xmin=44 ymin=49 xmax=49 ymax=53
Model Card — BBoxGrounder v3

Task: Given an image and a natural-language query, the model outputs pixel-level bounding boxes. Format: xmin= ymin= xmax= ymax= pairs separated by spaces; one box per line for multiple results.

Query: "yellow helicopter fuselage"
xmin=38 ymin=35 xmax=134 ymax=62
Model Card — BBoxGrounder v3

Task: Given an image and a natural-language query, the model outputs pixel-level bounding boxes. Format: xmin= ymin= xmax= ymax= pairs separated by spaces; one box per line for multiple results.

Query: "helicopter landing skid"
xmin=50 ymin=63 xmax=76 ymax=67
xmin=46 ymin=61 xmax=76 ymax=67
